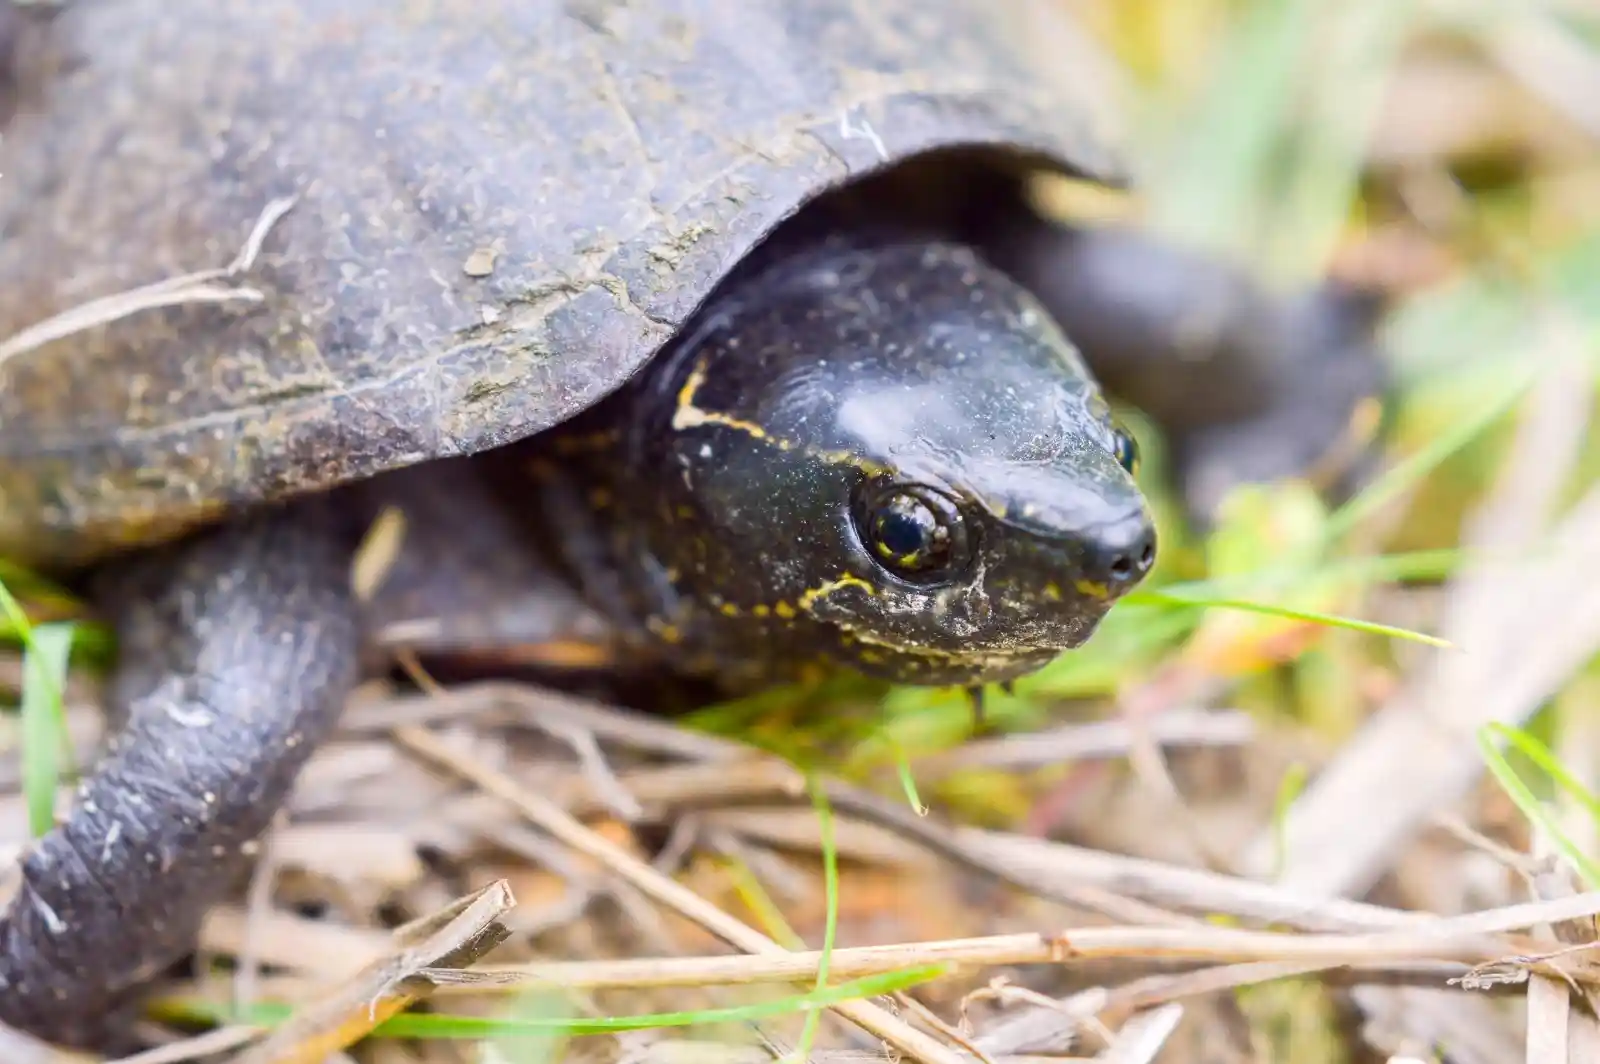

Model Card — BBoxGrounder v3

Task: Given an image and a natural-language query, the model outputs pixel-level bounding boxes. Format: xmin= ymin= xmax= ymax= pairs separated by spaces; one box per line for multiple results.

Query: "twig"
xmin=393 ymin=889 xmax=1600 ymax=992
xmin=908 ymin=709 xmax=1256 ymax=775
xmin=343 ymin=682 xmax=750 ymax=763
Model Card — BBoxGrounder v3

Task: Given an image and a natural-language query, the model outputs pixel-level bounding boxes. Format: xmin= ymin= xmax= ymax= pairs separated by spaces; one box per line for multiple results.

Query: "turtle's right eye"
xmin=855 ymin=481 xmax=971 ymax=583
xmin=1111 ymin=424 xmax=1140 ymax=476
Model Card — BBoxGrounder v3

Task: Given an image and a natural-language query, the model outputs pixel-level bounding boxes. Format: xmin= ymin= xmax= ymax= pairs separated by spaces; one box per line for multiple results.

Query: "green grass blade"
xmin=0 ymin=577 xmax=40 ymax=654
xmin=893 ymin=753 xmax=929 ymax=817
xmin=1324 ymin=364 xmax=1538 ymax=542
xmin=1126 ymin=589 xmax=1449 ymax=648
xmin=20 ymin=622 xmax=75 ymax=838
xmin=724 ymin=858 xmax=804 ymax=951
xmin=0 ymin=574 xmax=77 ymax=837
xmin=1154 ymin=546 xmax=1469 ymax=604
xmin=204 ymin=964 xmax=950 ymax=1040
xmin=1484 ymin=721 xmax=1600 ymax=831
xmin=791 ymin=776 xmax=840 ymax=1062
xmin=1477 ymin=724 xmax=1600 ymax=888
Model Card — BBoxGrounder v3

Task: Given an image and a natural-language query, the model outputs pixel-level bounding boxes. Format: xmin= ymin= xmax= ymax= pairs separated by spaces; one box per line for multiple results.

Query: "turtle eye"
xmin=1111 ymin=424 xmax=1141 ymax=477
xmin=857 ymin=483 xmax=969 ymax=581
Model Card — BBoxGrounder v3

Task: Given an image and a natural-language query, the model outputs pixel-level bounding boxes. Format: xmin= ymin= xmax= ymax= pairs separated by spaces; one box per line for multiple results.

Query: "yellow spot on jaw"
xmin=774 ymin=601 xmax=797 ymax=619
xmin=1074 ymin=579 xmax=1109 ymax=600
xmin=828 ymin=617 xmax=1049 ymax=671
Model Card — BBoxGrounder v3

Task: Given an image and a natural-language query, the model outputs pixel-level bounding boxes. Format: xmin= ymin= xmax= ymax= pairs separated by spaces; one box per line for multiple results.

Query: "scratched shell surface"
xmin=0 ymin=0 xmax=1126 ymax=570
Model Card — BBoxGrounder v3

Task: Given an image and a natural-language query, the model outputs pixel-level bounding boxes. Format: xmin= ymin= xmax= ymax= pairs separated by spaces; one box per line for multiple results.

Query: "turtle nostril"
xmin=1099 ymin=526 xmax=1157 ymax=585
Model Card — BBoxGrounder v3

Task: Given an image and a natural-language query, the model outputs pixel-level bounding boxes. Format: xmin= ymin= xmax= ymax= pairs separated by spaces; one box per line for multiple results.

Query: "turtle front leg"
xmin=0 ymin=508 xmax=361 ymax=1049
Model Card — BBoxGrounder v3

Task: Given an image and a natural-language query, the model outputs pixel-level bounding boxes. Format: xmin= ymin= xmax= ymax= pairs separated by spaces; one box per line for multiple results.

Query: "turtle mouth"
xmin=984 ymin=605 xmax=1113 ymax=654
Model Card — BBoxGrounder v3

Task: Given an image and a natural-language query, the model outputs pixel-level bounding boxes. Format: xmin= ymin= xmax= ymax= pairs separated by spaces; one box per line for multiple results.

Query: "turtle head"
xmin=647 ymin=237 xmax=1157 ymax=687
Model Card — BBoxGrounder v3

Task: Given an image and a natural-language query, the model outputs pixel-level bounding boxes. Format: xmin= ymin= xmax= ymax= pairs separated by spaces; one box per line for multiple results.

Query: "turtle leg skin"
xmin=0 ymin=508 xmax=361 ymax=1050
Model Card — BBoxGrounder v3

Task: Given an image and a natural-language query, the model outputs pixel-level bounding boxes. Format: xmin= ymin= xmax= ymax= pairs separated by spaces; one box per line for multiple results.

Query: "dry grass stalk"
xmin=0 ymin=196 xmax=296 ymax=365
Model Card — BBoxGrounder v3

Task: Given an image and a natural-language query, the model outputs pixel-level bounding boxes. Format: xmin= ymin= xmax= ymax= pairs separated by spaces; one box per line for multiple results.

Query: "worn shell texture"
xmin=0 ymin=0 xmax=1126 ymax=570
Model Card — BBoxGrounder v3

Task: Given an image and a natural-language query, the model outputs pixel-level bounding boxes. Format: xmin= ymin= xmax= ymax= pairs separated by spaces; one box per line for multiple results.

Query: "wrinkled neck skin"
xmin=510 ymin=227 xmax=1154 ymax=691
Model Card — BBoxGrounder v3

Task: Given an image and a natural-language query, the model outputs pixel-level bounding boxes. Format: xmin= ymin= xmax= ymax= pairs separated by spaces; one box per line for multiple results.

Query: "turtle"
xmin=0 ymin=0 xmax=1386 ymax=1049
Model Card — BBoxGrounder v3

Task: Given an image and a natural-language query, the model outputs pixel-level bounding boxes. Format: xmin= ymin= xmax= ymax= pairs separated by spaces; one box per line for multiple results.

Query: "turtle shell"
xmin=0 ymin=0 xmax=1127 ymax=570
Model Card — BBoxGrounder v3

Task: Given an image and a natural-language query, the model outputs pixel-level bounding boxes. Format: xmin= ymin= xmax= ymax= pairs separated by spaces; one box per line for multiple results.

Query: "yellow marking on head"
xmin=798 ymin=574 xmax=875 ymax=611
xmin=1074 ymin=579 xmax=1109 ymax=600
xmin=752 ymin=604 xmax=770 ymax=617
xmin=588 ymin=487 xmax=612 ymax=509
xmin=817 ymin=448 xmax=885 ymax=474
xmin=774 ymin=601 xmax=797 ymax=619
xmin=1043 ymin=582 xmax=1062 ymax=601
xmin=668 ymin=358 xmax=887 ymax=475
xmin=672 ymin=356 xmax=771 ymax=439
xmin=718 ymin=602 xmax=740 ymax=617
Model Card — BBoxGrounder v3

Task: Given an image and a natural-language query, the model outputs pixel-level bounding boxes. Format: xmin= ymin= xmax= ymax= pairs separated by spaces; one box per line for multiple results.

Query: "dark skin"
xmin=0 ymin=211 xmax=1379 ymax=1049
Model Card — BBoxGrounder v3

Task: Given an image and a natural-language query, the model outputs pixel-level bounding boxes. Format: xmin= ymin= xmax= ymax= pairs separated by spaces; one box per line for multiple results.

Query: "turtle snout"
xmin=1081 ymin=512 xmax=1157 ymax=590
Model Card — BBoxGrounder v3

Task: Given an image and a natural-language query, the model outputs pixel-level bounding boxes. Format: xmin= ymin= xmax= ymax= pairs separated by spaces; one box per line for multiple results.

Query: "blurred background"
xmin=6 ymin=0 xmax=1600 ymax=1061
